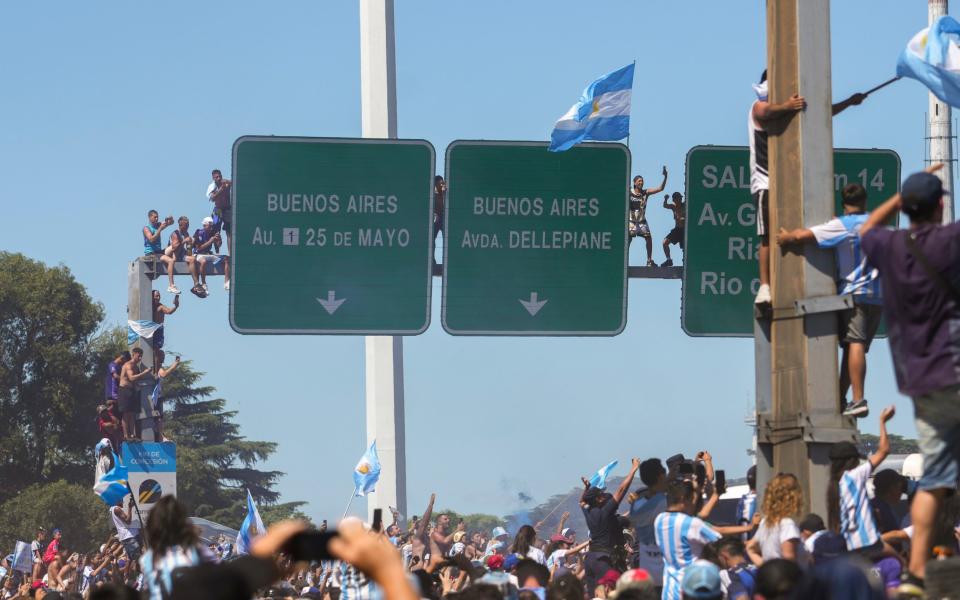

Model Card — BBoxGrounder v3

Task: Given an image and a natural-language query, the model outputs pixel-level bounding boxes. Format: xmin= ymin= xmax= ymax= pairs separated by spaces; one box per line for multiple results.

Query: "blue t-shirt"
xmin=809 ymin=214 xmax=882 ymax=304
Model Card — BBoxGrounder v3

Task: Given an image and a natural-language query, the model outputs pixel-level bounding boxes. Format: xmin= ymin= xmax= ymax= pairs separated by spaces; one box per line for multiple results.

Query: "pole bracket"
xmin=757 ymin=411 xmax=858 ymax=445
xmin=794 ymin=294 xmax=853 ymax=316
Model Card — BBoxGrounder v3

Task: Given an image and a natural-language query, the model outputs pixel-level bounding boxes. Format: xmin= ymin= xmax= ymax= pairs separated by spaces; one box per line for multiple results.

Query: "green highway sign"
xmin=442 ymin=141 xmax=630 ymax=335
xmin=230 ymin=136 xmax=435 ymax=335
xmin=682 ymin=146 xmax=900 ymax=337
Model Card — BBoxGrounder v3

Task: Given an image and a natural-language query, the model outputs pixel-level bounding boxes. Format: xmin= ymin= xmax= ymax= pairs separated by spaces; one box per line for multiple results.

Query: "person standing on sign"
xmin=119 ymin=347 xmax=153 ymax=441
xmin=660 ymin=192 xmax=685 ymax=267
xmin=777 ymin=183 xmax=883 ymax=418
xmin=433 ymin=176 xmax=446 ymax=256
xmin=628 ymin=168 xmax=667 ymax=267
xmin=749 ymin=69 xmax=867 ymax=307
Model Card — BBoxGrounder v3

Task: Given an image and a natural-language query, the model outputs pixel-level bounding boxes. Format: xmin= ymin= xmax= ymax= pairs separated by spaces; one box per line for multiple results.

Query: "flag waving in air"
xmin=549 ymin=63 xmax=634 ymax=152
xmin=353 ymin=440 xmax=382 ymax=497
xmin=93 ymin=451 xmax=129 ymax=505
xmin=588 ymin=459 xmax=619 ymax=490
xmin=127 ymin=319 xmax=163 ymax=345
xmin=897 ymin=16 xmax=960 ymax=106
xmin=236 ymin=490 xmax=265 ymax=555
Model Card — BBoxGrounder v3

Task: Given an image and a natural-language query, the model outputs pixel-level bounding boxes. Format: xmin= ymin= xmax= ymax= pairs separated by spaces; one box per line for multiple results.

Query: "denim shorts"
xmin=913 ymin=384 xmax=960 ymax=491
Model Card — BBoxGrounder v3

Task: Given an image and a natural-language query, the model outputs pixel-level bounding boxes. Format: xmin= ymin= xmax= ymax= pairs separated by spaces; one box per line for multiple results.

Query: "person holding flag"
xmin=579 ymin=458 xmax=640 ymax=594
xmin=237 ymin=490 xmax=266 ymax=556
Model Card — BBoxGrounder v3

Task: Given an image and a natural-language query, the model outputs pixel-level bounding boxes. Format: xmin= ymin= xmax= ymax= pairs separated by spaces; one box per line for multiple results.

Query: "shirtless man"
xmin=151 ymin=290 xmax=178 ymax=371
xmin=629 ymin=167 xmax=668 ymax=266
xmin=661 ymin=192 xmax=686 ymax=267
xmin=430 ymin=513 xmax=464 ymax=558
xmin=119 ymin=348 xmax=152 ymax=440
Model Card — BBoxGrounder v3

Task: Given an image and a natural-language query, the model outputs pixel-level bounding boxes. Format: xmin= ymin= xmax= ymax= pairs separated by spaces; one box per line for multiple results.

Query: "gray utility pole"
xmin=360 ymin=0 xmax=407 ymax=524
xmin=929 ymin=0 xmax=955 ymax=223
xmin=757 ymin=0 xmax=857 ymax=518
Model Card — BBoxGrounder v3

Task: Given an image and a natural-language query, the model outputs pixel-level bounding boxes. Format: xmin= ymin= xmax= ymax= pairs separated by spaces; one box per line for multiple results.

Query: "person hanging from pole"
xmin=777 ymin=183 xmax=883 ymax=418
xmin=749 ymin=69 xmax=867 ymax=308
xmin=111 ymin=495 xmax=144 ymax=567
xmin=628 ymin=167 xmax=667 ymax=267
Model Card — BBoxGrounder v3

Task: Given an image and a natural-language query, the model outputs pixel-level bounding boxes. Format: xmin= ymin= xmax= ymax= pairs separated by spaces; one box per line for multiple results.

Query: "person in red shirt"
xmin=97 ymin=405 xmax=122 ymax=453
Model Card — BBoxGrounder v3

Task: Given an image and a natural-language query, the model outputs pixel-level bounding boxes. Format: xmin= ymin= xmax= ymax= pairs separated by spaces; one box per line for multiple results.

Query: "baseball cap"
xmin=610 ymin=569 xmax=654 ymax=599
xmin=503 ymin=554 xmax=520 ymax=571
xmin=901 ymin=171 xmax=944 ymax=207
xmin=550 ymin=534 xmax=574 ymax=544
xmin=828 ymin=441 xmax=864 ymax=460
xmin=560 ymin=527 xmax=575 ymax=538
xmin=202 ymin=216 xmax=214 ymax=225
xmin=681 ymin=561 xmax=722 ymax=599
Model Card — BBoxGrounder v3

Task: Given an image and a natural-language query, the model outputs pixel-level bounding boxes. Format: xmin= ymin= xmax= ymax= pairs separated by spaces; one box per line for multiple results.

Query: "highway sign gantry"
xmin=442 ymin=140 xmax=630 ymax=336
xmin=682 ymin=145 xmax=900 ymax=337
xmin=230 ymin=136 xmax=435 ymax=335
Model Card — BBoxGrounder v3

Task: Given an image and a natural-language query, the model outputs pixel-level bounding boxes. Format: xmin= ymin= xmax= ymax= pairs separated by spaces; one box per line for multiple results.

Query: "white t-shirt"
xmin=752 ymin=518 xmax=805 ymax=562
xmin=523 ymin=546 xmax=546 ymax=565
xmin=112 ymin=507 xmax=140 ymax=541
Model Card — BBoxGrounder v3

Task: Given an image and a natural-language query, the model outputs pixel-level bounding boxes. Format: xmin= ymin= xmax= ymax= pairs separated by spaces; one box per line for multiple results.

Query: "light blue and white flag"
xmin=897 ymin=16 xmax=960 ymax=106
xmin=549 ymin=63 xmax=634 ymax=152
xmin=93 ymin=451 xmax=129 ymax=505
xmin=12 ymin=541 xmax=32 ymax=574
xmin=588 ymin=459 xmax=619 ymax=490
xmin=127 ymin=319 xmax=162 ymax=345
xmin=236 ymin=490 xmax=265 ymax=555
xmin=150 ymin=379 xmax=162 ymax=410
xmin=353 ymin=440 xmax=381 ymax=497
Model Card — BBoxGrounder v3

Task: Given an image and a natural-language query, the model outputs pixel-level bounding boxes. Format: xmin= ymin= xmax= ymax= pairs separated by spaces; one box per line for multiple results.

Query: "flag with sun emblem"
xmin=898 ymin=16 xmax=960 ymax=107
xmin=236 ymin=489 xmax=265 ymax=555
xmin=353 ymin=440 xmax=382 ymax=497
xmin=549 ymin=63 xmax=634 ymax=152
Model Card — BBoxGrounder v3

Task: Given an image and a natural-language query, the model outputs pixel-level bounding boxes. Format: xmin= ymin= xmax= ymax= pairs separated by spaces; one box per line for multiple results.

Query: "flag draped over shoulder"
xmin=549 ymin=63 xmax=634 ymax=152
xmin=236 ymin=490 xmax=265 ymax=555
xmin=588 ymin=459 xmax=619 ymax=490
xmin=127 ymin=320 xmax=162 ymax=345
xmin=93 ymin=451 xmax=129 ymax=505
xmin=353 ymin=440 xmax=382 ymax=497
xmin=897 ymin=16 xmax=960 ymax=106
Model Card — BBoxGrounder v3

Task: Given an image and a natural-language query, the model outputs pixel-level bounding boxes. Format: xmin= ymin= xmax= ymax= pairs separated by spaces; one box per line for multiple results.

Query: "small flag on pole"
xmin=897 ymin=16 xmax=960 ymax=107
xmin=353 ymin=440 xmax=382 ymax=497
xmin=549 ymin=63 xmax=634 ymax=152
xmin=93 ymin=451 xmax=129 ymax=505
xmin=588 ymin=459 xmax=619 ymax=490
xmin=236 ymin=490 xmax=265 ymax=555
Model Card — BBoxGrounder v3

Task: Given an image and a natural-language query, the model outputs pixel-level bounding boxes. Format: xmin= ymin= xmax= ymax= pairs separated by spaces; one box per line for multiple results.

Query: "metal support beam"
xmin=766 ymin=0 xmax=853 ymax=518
xmin=360 ymin=0 xmax=406 ymax=524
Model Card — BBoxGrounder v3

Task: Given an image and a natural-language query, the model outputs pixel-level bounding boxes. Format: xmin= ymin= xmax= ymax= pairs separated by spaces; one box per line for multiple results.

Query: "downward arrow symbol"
xmin=316 ymin=290 xmax=347 ymax=315
xmin=519 ymin=291 xmax=548 ymax=316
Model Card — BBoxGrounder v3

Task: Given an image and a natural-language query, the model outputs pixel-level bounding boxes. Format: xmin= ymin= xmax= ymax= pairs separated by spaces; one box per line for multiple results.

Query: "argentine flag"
xmin=897 ymin=16 xmax=960 ymax=107
xmin=236 ymin=490 xmax=265 ymax=555
xmin=588 ymin=459 xmax=619 ymax=490
xmin=549 ymin=63 xmax=634 ymax=152
xmin=93 ymin=451 xmax=129 ymax=505
xmin=127 ymin=319 xmax=162 ymax=345
xmin=353 ymin=440 xmax=382 ymax=497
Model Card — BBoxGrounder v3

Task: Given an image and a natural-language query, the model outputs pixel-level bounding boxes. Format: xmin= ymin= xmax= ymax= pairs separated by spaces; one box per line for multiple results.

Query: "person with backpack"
xmin=859 ymin=163 xmax=960 ymax=597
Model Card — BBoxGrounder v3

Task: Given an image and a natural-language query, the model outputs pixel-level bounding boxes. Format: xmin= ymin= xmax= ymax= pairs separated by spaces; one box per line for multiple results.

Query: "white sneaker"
xmin=754 ymin=283 xmax=771 ymax=305
xmin=167 ymin=285 xmax=181 ymax=295
xmin=202 ymin=283 xmax=209 ymax=294
xmin=224 ymin=280 xmax=230 ymax=291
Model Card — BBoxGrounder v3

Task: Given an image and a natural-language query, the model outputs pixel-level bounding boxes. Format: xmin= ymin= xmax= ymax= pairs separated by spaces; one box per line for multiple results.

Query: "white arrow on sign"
xmin=519 ymin=292 xmax=548 ymax=316
xmin=316 ymin=291 xmax=347 ymax=315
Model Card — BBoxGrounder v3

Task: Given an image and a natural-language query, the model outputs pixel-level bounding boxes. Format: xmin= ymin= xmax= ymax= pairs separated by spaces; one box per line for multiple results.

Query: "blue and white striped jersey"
xmin=809 ymin=214 xmax=882 ymax=304
xmin=735 ymin=491 xmax=757 ymax=541
xmin=839 ymin=461 xmax=880 ymax=550
xmin=654 ymin=512 xmax=722 ymax=600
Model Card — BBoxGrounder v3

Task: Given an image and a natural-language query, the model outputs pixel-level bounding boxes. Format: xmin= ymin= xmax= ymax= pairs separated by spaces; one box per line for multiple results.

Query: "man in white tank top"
xmin=112 ymin=496 xmax=144 ymax=563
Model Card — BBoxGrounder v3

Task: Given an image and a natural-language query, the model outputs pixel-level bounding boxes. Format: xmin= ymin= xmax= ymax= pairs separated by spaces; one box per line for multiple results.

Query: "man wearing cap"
xmin=859 ymin=163 xmax=960 ymax=597
xmin=680 ymin=561 xmax=722 ymax=600
xmin=778 ymin=183 xmax=883 ymax=418
xmin=580 ymin=458 xmax=640 ymax=595
xmin=193 ymin=216 xmax=224 ymax=295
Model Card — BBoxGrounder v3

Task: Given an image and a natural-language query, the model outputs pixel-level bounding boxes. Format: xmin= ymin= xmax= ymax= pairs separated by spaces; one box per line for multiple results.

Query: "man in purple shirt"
xmin=859 ymin=164 xmax=960 ymax=597
xmin=104 ymin=351 xmax=130 ymax=417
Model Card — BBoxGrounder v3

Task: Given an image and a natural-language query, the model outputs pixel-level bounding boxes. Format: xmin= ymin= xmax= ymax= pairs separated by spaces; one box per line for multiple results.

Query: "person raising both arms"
xmin=629 ymin=167 xmax=667 ymax=267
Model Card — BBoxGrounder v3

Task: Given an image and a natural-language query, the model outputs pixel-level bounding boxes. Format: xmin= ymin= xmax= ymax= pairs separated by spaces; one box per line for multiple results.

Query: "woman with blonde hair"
xmin=746 ymin=473 xmax=806 ymax=564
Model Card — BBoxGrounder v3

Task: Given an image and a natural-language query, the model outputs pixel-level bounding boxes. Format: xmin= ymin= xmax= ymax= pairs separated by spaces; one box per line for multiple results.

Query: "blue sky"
xmin=0 ymin=1 xmax=949 ymax=524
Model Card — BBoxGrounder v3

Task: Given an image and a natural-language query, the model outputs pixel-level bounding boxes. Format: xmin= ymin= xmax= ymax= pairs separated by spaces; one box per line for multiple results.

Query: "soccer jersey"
xmin=735 ymin=491 xmax=757 ymax=540
xmin=654 ymin=512 xmax=721 ymax=600
xmin=809 ymin=214 xmax=882 ymax=304
xmin=839 ymin=462 xmax=880 ymax=550
xmin=748 ymin=104 xmax=769 ymax=194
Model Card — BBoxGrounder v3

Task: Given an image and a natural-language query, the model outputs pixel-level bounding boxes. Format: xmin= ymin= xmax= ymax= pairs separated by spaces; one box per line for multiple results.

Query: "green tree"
xmin=436 ymin=510 xmax=505 ymax=534
xmin=0 ymin=481 xmax=113 ymax=554
xmin=0 ymin=253 xmax=106 ymax=502
xmin=161 ymin=359 xmax=307 ymax=527
xmin=859 ymin=433 xmax=920 ymax=455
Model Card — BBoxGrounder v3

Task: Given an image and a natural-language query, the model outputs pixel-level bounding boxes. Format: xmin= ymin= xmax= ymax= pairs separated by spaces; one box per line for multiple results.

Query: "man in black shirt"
xmin=580 ymin=458 xmax=640 ymax=595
